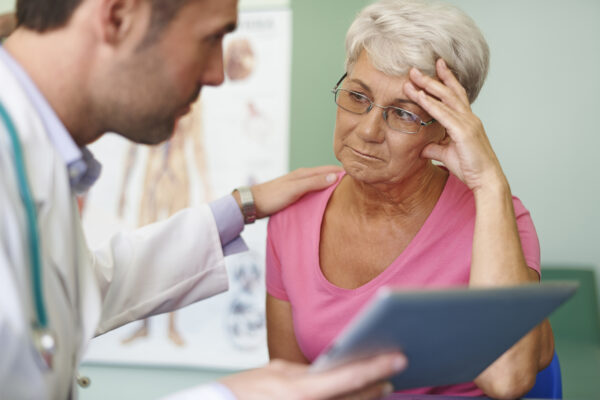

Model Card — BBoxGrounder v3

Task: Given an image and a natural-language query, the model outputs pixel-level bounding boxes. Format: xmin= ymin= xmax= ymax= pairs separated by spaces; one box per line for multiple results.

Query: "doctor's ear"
xmin=97 ymin=0 xmax=149 ymax=45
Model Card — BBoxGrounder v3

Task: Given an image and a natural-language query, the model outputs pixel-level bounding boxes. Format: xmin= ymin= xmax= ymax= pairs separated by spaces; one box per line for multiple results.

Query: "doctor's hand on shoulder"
xmin=233 ymin=165 xmax=343 ymax=219
xmin=220 ymin=352 xmax=407 ymax=400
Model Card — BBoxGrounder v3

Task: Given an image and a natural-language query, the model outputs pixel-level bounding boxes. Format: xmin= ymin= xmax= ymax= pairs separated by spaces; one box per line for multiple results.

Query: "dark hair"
xmin=16 ymin=0 xmax=189 ymax=39
xmin=16 ymin=0 xmax=80 ymax=32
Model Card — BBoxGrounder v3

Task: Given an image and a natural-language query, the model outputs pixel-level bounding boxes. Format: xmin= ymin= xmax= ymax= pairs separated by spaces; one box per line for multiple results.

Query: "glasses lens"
xmin=333 ymin=88 xmax=424 ymax=134
xmin=386 ymin=107 xmax=421 ymax=134
xmin=335 ymin=89 xmax=370 ymax=114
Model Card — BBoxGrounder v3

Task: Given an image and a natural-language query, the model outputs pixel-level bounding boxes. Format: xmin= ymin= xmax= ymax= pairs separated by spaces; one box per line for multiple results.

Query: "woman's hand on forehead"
xmin=403 ymin=58 xmax=505 ymax=193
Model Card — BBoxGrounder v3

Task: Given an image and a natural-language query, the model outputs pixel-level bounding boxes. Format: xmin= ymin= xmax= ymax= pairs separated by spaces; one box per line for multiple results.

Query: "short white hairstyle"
xmin=345 ymin=0 xmax=490 ymax=103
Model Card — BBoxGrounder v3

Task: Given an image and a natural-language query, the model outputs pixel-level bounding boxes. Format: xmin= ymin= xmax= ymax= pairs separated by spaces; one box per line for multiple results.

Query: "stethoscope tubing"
xmin=0 ymin=101 xmax=48 ymax=329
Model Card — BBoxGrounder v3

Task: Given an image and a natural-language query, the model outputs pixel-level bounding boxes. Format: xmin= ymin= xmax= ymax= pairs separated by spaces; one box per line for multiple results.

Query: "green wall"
xmin=290 ymin=0 xmax=370 ymax=168
xmin=0 ymin=0 xmax=11 ymax=13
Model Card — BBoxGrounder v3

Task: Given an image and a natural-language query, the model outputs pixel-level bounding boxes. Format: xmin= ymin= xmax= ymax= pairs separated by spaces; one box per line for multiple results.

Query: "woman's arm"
xmin=469 ymin=180 xmax=553 ymax=398
xmin=266 ymin=294 xmax=310 ymax=363
xmin=405 ymin=59 xmax=554 ymax=399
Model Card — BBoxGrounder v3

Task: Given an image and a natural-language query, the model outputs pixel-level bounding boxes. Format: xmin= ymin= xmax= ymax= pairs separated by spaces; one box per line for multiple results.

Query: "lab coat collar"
xmin=0 ymin=52 xmax=54 ymax=210
xmin=0 ymin=46 xmax=101 ymax=194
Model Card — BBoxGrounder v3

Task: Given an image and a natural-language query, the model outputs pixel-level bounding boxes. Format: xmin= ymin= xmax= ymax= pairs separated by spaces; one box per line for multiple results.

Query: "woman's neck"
xmin=337 ymin=164 xmax=449 ymax=222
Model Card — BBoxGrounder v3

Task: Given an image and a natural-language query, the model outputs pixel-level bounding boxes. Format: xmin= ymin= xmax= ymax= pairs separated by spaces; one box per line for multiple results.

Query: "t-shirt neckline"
xmin=314 ymin=169 xmax=454 ymax=295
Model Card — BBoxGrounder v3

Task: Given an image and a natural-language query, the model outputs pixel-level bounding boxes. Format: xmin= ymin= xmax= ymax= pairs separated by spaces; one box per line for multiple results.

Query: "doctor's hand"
xmin=404 ymin=59 xmax=506 ymax=195
xmin=235 ymin=165 xmax=343 ymax=219
xmin=220 ymin=352 xmax=407 ymax=400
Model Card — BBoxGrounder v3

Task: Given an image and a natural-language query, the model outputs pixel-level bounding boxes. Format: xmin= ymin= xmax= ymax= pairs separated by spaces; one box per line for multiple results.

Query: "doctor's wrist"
xmin=232 ymin=186 xmax=256 ymax=224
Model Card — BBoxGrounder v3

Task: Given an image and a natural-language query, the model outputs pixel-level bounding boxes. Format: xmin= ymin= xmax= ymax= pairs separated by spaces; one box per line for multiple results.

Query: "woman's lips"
xmin=349 ymin=146 xmax=381 ymax=161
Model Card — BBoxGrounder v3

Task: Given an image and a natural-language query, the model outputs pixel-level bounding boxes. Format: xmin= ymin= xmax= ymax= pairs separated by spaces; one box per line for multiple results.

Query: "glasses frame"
xmin=331 ymin=73 xmax=436 ymax=135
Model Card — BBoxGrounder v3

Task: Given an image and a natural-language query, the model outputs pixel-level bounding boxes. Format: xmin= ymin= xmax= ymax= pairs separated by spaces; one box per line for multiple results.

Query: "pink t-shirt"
xmin=266 ymin=171 xmax=541 ymax=397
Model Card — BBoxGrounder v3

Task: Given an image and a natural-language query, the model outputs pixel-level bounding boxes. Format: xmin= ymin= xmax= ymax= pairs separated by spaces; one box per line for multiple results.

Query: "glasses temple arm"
xmin=332 ymin=72 xmax=348 ymax=91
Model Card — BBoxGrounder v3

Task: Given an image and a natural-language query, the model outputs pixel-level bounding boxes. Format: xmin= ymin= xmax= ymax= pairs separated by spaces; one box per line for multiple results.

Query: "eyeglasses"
xmin=331 ymin=73 xmax=435 ymax=134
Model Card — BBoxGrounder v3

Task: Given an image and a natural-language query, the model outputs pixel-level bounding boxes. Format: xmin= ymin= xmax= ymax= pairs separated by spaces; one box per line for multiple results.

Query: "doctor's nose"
xmin=202 ymin=46 xmax=226 ymax=87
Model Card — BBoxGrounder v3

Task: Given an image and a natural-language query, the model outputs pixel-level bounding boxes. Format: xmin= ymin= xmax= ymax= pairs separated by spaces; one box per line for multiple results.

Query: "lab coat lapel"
xmin=0 ymin=56 xmax=78 ymax=310
xmin=0 ymin=56 xmax=54 ymax=210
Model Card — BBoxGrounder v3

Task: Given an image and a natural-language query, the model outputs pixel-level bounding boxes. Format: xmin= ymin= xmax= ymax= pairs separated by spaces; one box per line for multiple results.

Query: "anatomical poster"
xmin=81 ymin=8 xmax=290 ymax=369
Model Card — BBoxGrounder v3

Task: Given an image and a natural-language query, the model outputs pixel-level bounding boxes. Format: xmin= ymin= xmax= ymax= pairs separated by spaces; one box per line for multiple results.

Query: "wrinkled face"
xmin=334 ymin=50 xmax=444 ymax=185
xmin=98 ymin=0 xmax=238 ymax=145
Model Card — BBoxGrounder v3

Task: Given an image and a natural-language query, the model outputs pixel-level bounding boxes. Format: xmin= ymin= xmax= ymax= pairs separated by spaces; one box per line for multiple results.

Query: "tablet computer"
xmin=310 ymin=282 xmax=578 ymax=390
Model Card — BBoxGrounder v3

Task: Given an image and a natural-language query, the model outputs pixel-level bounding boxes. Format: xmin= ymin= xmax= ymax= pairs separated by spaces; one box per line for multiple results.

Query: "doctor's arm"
xmin=92 ymin=166 xmax=342 ymax=334
xmin=235 ymin=165 xmax=342 ymax=219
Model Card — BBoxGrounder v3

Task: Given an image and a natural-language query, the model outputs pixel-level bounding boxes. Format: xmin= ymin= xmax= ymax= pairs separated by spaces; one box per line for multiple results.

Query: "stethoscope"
xmin=0 ymin=101 xmax=57 ymax=370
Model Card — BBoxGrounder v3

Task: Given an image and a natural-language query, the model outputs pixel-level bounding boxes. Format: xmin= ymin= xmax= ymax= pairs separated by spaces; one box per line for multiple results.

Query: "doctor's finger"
xmin=331 ymin=382 xmax=394 ymax=400
xmin=252 ymin=165 xmax=342 ymax=218
xmin=288 ymin=165 xmax=344 ymax=179
xmin=300 ymin=353 xmax=407 ymax=399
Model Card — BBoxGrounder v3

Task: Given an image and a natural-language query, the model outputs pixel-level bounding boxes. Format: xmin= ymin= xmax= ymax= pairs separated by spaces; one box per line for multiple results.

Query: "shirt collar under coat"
xmin=0 ymin=46 xmax=101 ymax=194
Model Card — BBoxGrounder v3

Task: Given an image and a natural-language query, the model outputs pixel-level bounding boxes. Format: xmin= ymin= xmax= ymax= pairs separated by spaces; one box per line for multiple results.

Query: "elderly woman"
xmin=265 ymin=0 xmax=554 ymax=398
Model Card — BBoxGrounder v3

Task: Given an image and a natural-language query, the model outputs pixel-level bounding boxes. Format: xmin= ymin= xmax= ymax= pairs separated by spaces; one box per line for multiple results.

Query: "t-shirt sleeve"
xmin=266 ymin=216 xmax=289 ymax=301
xmin=512 ymin=196 xmax=541 ymax=278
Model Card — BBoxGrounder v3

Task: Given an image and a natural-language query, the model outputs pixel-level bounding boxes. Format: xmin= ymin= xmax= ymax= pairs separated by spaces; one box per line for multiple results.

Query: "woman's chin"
xmin=343 ymin=164 xmax=386 ymax=184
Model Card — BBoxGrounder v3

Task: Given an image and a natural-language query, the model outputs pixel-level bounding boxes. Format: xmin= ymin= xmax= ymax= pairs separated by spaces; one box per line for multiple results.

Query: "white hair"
xmin=345 ymin=0 xmax=490 ymax=103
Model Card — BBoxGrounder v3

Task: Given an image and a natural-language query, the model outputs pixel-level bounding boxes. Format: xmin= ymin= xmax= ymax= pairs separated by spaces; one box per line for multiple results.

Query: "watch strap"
xmin=236 ymin=186 xmax=256 ymax=224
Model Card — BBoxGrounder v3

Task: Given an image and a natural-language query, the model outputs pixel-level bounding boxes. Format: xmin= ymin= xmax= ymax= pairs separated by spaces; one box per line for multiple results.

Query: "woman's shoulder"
xmin=268 ymin=171 xmax=344 ymax=228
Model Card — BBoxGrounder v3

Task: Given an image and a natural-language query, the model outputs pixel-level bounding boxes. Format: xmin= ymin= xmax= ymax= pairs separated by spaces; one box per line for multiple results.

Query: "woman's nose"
xmin=355 ymin=106 xmax=385 ymax=143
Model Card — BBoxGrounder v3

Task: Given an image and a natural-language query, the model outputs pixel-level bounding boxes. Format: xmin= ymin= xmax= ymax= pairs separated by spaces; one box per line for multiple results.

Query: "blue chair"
xmin=526 ymin=351 xmax=562 ymax=399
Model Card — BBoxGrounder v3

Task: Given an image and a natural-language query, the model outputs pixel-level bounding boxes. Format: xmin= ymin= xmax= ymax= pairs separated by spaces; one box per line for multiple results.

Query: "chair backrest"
xmin=526 ymin=351 xmax=562 ymax=399
xmin=541 ymin=267 xmax=600 ymax=344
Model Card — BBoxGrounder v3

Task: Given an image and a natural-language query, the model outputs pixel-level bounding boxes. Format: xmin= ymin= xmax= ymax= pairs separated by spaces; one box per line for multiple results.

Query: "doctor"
xmin=0 ymin=0 xmax=407 ymax=399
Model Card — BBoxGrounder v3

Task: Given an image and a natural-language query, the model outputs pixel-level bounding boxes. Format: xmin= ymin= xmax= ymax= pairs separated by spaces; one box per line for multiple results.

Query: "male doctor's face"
xmin=98 ymin=0 xmax=237 ymax=145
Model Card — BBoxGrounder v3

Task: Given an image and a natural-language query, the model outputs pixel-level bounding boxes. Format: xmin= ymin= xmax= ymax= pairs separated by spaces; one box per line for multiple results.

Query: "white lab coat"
xmin=0 ymin=54 xmax=230 ymax=399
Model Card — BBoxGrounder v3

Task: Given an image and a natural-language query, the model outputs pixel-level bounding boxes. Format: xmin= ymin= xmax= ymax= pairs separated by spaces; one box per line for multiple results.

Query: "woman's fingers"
xmin=434 ymin=59 xmax=471 ymax=103
xmin=420 ymin=142 xmax=447 ymax=164
xmin=404 ymin=81 xmax=465 ymax=139
xmin=408 ymin=66 xmax=470 ymax=111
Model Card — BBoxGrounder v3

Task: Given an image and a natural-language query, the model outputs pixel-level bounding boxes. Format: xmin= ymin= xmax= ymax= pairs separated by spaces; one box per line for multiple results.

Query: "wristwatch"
xmin=235 ymin=186 xmax=256 ymax=224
